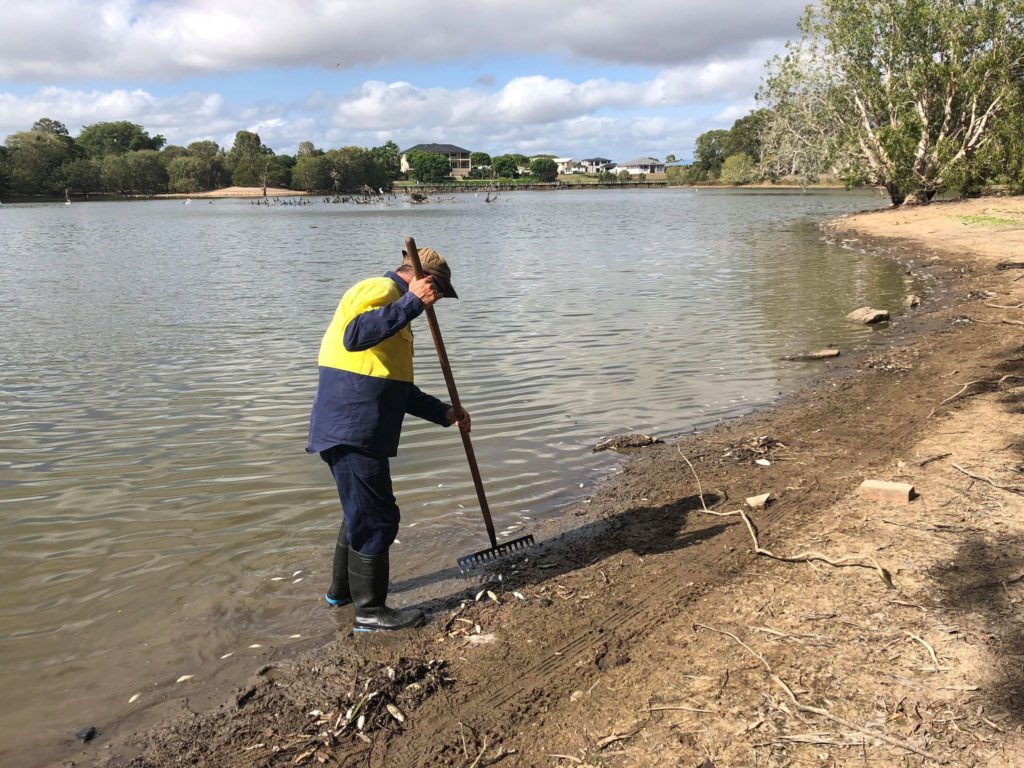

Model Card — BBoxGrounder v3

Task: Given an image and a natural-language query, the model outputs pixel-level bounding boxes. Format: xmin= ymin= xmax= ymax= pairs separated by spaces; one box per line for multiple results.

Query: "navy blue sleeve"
xmin=343 ymin=291 xmax=424 ymax=352
xmin=406 ymin=385 xmax=452 ymax=426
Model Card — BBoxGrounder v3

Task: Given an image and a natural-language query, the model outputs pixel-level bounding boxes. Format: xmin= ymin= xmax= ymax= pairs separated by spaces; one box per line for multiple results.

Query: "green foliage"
xmin=325 ymin=146 xmax=387 ymax=191
xmin=292 ymin=153 xmax=334 ymax=191
xmin=490 ymin=155 xmax=519 ymax=178
xmin=508 ymin=153 xmax=529 ymax=168
xmin=31 ymin=117 xmax=71 ymax=138
xmin=159 ymin=145 xmax=189 ymax=166
xmin=227 ymin=130 xmax=273 ymax=186
xmin=187 ymin=140 xmax=222 ymax=161
xmin=760 ymin=0 xmax=1024 ymax=205
xmin=370 ymin=140 xmax=401 ymax=182
xmin=470 ymin=151 xmax=491 ymax=168
xmin=167 ymin=156 xmax=209 ymax=193
xmin=5 ymin=130 xmax=73 ymax=194
xmin=665 ymin=164 xmax=707 ymax=184
xmin=59 ymin=158 xmax=102 ymax=193
xmin=665 ymin=154 xmax=677 ymax=163
xmin=404 ymin=150 xmax=451 ymax=183
xmin=127 ymin=150 xmax=169 ymax=194
xmin=78 ymin=121 xmax=164 ymax=157
xmin=693 ymin=130 xmax=731 ymax=176
xmin=100 ymin=154 xmax=132 ymax=193
xmin=720 ymin=153 xmax=756 ymax=185
xmin=726 ymin=110 xmax=771 ymax=161
xmin=528 ymin=157 xmax=558 ymax=182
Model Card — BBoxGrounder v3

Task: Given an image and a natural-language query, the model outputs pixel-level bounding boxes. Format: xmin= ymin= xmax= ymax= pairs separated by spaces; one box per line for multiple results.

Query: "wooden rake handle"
xmin=404 ymin=236 xmax=498 ymax=549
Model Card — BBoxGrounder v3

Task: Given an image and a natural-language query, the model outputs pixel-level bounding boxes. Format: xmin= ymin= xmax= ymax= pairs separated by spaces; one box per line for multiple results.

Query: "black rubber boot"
xmin=325 ymin=524 xmax=352 ymax=607
xmin=349 ymin=547 xmax=425 ymax=632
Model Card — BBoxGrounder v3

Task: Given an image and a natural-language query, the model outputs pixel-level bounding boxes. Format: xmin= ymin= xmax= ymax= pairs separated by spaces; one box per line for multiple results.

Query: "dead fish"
xmin=292 ymin=570 xmax=302 ymax=577
xmin=248 ymin=644 xmax=262 ymax=649
xmin=128 ymin=693 xmax=141 ymax=704
xmin=220 ymin=652 xmax=234 ymax=659
xmin=513 ymin=591 xmax=526 ymax=601
xmin=289 ymin=634 xmax=301 ymax=639
xmin=175 ymin=675 xmax=194 ymax=683
xmin=386 ymin=703 xmax=406 ymax=723
xmin=356 ymin=714 xmax=366 ymax=731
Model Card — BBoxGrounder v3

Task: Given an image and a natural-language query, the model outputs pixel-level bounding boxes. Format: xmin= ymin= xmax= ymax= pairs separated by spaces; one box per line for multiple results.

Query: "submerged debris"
xmin=593 ymin=433 xmax=663 ymax=452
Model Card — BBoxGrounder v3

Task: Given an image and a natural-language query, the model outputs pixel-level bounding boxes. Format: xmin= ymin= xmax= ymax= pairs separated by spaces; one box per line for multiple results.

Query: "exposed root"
xmin=936 ymin=374 xmax=1024 ymax=408
xmin=677 ymin=446 xmax=895 ymax=588
xmin=951 ymin=463 xmax=1024 ymax=495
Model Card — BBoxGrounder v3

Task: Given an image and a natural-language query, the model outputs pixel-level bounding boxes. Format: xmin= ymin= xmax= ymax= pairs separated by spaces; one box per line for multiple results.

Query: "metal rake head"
xmin=456 ymin=534 xmax=536 ymax=573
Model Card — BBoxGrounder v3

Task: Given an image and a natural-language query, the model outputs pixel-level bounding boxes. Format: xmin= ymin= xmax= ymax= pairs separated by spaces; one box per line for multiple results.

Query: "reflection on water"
xmin=0 ymin=189 xmax=906 ymax=761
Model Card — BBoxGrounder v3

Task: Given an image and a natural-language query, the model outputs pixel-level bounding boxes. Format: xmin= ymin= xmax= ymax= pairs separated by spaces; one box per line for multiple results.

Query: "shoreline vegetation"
xmin=74 ymin=197 xmax=1024 ymax=768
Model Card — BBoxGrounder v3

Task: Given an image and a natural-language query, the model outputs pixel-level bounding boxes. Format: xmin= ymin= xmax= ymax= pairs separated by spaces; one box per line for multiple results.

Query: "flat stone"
xmin=846 ymin=307 xmax=891 ymax=324
xmin=745 ymin=492 xmax=772 ymax=509
xmin=858 ymin=479 xmax=915 ymax=503
xmin=904 ymin=294 xmax=921 ymax=308
xmin=782 ymin=349 xmax=841 ymax=362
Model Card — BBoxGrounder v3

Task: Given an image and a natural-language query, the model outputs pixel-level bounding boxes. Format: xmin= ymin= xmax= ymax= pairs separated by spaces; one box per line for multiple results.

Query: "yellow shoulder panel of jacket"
xmin=318 ymin=276 xmax=414 ymax=382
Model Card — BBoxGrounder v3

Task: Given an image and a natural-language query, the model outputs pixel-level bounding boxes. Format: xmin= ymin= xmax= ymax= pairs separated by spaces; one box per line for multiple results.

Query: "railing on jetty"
xmin=397 ymin=181 xmax=669 ymax=194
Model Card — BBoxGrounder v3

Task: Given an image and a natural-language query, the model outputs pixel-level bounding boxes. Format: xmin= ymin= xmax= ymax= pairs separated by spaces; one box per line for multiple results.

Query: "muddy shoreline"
xmin=66 ymin=197 xmax=1024 ymax=767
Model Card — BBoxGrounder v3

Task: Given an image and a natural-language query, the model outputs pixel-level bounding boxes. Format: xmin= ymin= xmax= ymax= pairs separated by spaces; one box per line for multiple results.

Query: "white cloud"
xmin=0 ymin=0 xmax=805 ymax=80
xmin=0 ymin=56 xmax=764 ymax=161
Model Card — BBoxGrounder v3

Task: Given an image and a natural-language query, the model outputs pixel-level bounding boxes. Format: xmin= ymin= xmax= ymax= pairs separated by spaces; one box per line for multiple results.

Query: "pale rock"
xmin=745 ymin=493 xmax=772 ymax=509
xmin=846 ymin=307 xmax=891 ymax=324
xmin=858 ymin=479 xmax=915 ymax=503
xmin=905 ymin=294 xmax=922 ymax=308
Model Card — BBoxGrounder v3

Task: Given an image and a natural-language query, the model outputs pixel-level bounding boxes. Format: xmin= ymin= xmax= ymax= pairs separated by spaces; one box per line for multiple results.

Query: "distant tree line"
xmin=0 ymin=119 xmax=404 ymax=197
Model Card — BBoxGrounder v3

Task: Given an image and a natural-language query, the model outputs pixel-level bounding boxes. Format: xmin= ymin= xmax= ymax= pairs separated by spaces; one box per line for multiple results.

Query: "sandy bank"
xmin=82 ymin=197 xmax=1024 ymax=768
xmin=157 ymin=186 xmax=309 ymax=199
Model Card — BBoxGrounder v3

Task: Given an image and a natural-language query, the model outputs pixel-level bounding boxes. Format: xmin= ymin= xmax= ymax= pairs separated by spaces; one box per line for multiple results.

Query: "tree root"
xmin=676 ymin=447 xmax=894 ymax=588
xmin=935 ymin=374 xmax=1024 ymax=409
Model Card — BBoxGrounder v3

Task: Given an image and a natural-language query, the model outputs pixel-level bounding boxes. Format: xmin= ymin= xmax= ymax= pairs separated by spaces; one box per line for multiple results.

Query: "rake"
xmin=404 ymin=236 xmax=536 ymax=573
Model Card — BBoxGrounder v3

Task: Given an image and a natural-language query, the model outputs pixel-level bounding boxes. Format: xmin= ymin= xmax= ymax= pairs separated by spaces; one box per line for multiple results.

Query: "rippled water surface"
xmin=0 ymin=189 xmax=907 ymax=761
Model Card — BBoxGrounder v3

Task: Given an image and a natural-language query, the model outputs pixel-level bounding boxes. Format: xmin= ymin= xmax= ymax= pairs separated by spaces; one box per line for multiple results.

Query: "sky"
xmin=0 ymin=0 xmax=808 ymax=162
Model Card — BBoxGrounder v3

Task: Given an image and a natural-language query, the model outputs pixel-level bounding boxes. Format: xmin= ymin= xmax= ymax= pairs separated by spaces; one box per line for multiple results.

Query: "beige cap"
xmin=401 ymin=247 xmax=458 ymax=298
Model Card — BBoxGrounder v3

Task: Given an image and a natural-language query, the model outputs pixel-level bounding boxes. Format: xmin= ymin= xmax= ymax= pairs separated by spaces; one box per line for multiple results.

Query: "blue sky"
xmin=0 ymin=1 xmax=808 ymax=162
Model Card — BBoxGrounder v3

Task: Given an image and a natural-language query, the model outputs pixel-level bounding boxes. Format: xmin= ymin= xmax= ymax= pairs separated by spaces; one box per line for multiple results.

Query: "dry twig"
xmin=694 ymin=624 xmax=944 ymax=762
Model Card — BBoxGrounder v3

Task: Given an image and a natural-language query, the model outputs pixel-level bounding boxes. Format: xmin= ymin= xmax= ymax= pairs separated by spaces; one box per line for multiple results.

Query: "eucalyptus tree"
xmin=760 ymin=0 xmax=1024 ymax=205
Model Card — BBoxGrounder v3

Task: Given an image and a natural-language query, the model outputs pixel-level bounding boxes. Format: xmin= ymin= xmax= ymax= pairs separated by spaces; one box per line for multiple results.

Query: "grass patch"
xmin=957 ymin=214 xmax=1020 ymax=227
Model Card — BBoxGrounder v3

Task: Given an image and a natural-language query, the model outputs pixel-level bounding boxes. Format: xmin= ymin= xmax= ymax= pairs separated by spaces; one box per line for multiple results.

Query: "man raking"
xmin=307 ymin=247 xmax=468 ymax=632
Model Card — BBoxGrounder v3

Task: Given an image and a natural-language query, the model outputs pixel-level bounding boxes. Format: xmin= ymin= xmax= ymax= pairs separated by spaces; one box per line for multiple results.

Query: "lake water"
xmin=0 ymin=188 xmax=906 ymax=763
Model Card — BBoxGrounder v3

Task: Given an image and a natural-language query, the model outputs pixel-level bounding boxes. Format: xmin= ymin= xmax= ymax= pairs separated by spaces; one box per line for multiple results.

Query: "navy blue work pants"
xmin=321 ymin=444 xmax=400 ymax=556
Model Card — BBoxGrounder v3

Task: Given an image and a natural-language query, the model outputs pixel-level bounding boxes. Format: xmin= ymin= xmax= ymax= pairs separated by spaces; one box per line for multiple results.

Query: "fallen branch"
xmin=983 ymin=302 xmax=1023 ymax=309
xmin=677 ymin=447 xmax=894 ymax=588
xmin=1001 ymin=318 xmax=1024 ymax=326
xmin=951 ymin=463 xmax=1024 ymax=495
xmin=694 ymin=624 xmax=944 ymax=762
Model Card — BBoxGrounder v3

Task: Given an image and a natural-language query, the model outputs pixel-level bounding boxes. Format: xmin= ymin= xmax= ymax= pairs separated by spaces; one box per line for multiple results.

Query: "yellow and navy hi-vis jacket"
xmin=307 ymin=272 xmax=451 ymax=457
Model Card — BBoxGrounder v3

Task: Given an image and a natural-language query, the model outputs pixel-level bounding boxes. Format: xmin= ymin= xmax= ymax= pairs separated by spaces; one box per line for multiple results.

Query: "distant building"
xmin=579 ymin=157 xmax=616 ymax=174
xmin=401 ymin=143 xmax=472 ymax=178
xmin=555 ymin=157 xmax=579 ymax=174
xmin=617 ymin=157 xmax=665 ymax=175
